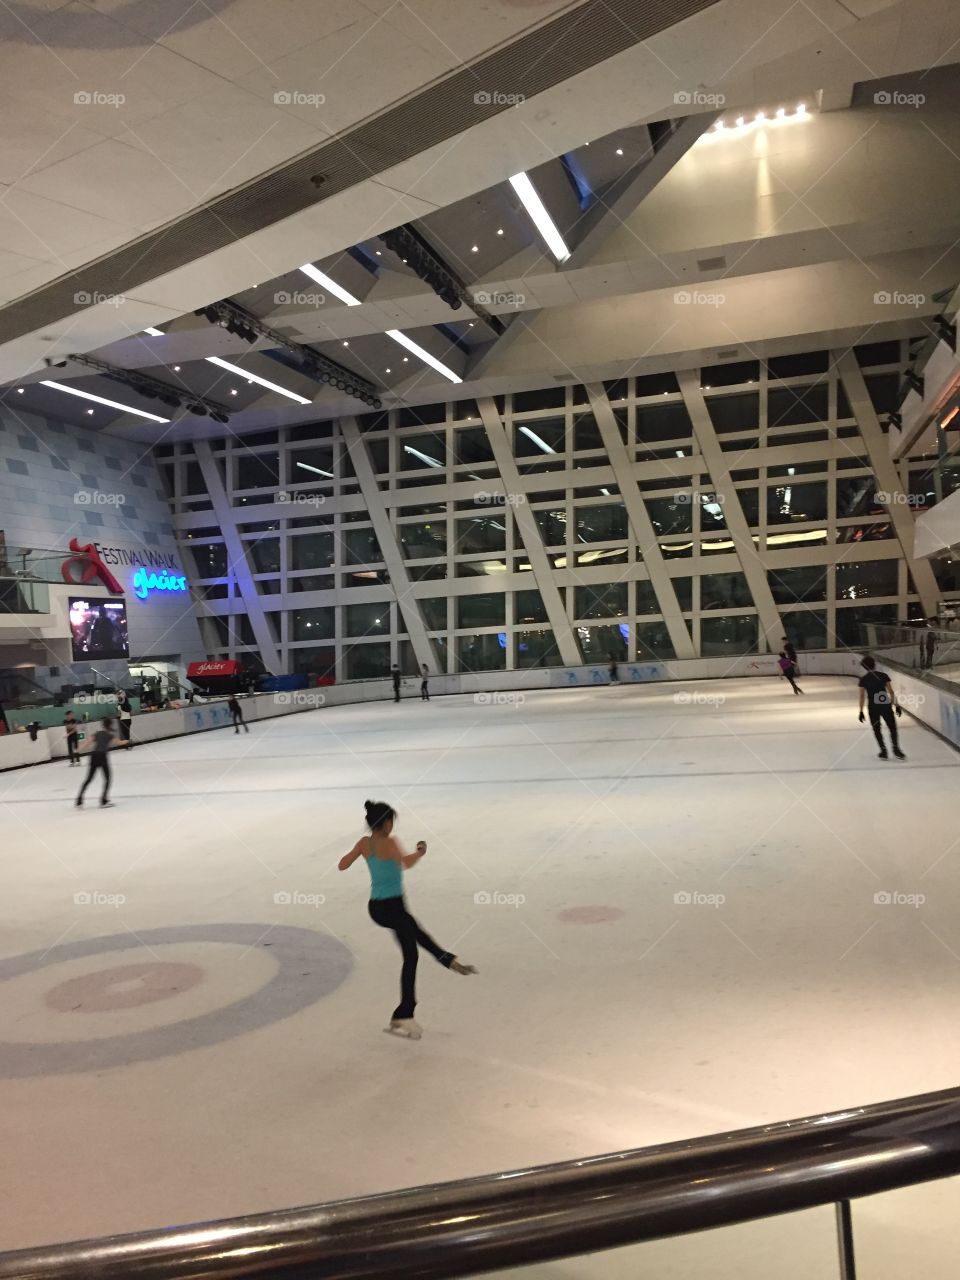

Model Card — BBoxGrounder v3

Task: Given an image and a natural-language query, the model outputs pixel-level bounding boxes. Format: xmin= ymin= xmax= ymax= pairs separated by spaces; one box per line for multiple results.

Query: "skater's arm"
xmin=886 ymin=678 xmax=902 ymax=715
xmin=401 ymin=841 xmax=427 ymax=870
xmin=338 ymin=838 xmax=366 ymax=871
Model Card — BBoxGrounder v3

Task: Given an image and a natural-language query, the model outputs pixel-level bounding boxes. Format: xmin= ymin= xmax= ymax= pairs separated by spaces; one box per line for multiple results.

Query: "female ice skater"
xmin=339 ymin=799 xmax=477 ymax=1039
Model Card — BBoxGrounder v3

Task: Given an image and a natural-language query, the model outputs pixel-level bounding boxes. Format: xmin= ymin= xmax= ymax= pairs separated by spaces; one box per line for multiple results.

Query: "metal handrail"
xmin=1 ymin=1086 xmax=959 ymax=1280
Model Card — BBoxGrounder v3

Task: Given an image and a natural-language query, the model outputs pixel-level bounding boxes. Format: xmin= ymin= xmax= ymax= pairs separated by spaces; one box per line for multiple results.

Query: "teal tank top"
xmin=367 ymin=840 xmax=403 ymax=900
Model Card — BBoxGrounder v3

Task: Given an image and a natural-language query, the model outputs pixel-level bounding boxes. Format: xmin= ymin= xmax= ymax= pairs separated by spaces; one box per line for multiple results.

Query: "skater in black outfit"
xmin=64 ymin=711 xmax=80 ymax=765
xmin=778 ymin=651 xmax=805 ymax=694
xmin=339 ymin=800 xmax=477 ymax=1039
xmin=609 ymin=652 xmax=620 ymax=683
xmin=858 ymin=656 xmax=904 ymax=760
xmin=117 ymin=694 xmax=133 ymax=747
xmin=76 ymin=718 xmax=117 ymax=807
xmin=391 ymin=664 xmax=401 ymax=703
xmin=420 ymin=664 xmax=430 ymax=701
xmin=781 ymin=636 xmax=799 ymax=674
xmin=227 ymin=694 xmax=249 ymax=734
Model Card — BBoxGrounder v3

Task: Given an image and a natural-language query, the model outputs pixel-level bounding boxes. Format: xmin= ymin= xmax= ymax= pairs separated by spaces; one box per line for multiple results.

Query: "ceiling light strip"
xmin=509 ymin=172 xmax=570 ymax=263
xmin=39 ymin=380 xmax=169 ymax=423
xmin=205 ymin=356 xmax=312 ymax=405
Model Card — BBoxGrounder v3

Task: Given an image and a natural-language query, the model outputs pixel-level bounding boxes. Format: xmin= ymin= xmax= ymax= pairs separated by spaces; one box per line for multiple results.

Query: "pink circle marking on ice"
xmin=44 ymin=962 xmax=204 ymax=1013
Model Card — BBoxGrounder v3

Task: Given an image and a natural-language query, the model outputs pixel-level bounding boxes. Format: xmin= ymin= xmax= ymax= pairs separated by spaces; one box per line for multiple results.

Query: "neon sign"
xmin=133 ymin=566 xmax=188 ymax=599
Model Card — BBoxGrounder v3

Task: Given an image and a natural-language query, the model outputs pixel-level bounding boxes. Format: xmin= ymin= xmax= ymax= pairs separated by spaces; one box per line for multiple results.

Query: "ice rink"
xmin=1 ymin=675 xmax=958 ymax=1274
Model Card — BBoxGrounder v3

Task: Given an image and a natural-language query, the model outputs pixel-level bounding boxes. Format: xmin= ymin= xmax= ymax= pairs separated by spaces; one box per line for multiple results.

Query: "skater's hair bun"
xmin=364 ymin=799 xmax=396 ymax=830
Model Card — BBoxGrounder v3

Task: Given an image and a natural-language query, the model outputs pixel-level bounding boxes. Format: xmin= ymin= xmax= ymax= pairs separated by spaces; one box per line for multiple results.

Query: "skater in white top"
xmin=339 ymin=799 xmax=477 ymax=1039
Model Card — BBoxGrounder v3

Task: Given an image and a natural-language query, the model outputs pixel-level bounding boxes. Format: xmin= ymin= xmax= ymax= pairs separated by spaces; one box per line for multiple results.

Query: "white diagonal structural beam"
xmin=587 ymin=385 xmax=695 ymax=659
xmin=195 ymin=440 xmax=282 ymax=674
xmin=341 ymin=416 xmax=434 ymax=671
xmin=477 ymin=397 xmax=581 ymax=666
xmin=678 ymin=370 xmax=784 ymax=652
xmin=836 ymin=351 xmax=939 ymax=616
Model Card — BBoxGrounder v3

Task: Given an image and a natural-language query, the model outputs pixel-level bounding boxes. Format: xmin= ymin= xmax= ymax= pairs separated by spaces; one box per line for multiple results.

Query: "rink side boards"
xmin=2 ymin=650 xmax=957 ymax=770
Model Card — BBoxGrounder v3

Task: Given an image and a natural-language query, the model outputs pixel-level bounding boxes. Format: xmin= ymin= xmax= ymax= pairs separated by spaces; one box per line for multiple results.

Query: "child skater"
xmin=339 ymin=799 xmax=477 ymax=1039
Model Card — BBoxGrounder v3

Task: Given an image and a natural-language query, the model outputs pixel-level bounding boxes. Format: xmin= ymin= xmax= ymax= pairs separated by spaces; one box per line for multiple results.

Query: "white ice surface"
xmin=0 ymin=676 xmax=958 ymax=1274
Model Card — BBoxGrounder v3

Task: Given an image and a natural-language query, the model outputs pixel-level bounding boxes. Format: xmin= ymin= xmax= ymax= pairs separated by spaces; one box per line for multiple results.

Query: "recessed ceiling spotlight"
xmin=230 ymin=388 xmax=238 ymax=395
xmin=342 ymin=340 xmax=349 ymax=346
xmin=173 ymin=365 xmax=181 ymax=372
xmin=616 ymin=147 xmax=623 ymax=156
xmin=386 ymin=368 xmax=391 ymax=374
xmin=471 ymin=245 xmax=479 ymax=253
xmin=497 ymin=228 xmax=504 ymax=236
xmin=86 ymin=408 xmax=94 ymax=415
xmin=375 ymin=250 xmax=382 ymax=256
xmin=402 ymin=357 xmax=408 ymax=362
xmin=468 ymin=322 xmax=475 ymax=327
xmin=143 ymin=326 xmax=163 ymax=336
xmin=15 ymin=387 xmax=23 ymax=394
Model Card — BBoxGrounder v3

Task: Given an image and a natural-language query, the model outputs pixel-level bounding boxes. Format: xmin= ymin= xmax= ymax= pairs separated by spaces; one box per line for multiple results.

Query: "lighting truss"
xmin=378 ymin=225 xmax=504 ymax=335
xmin=54 ymin=353 xmax=232 ymax=423
xmin=194 ymin=298 xmax=382 ymax=407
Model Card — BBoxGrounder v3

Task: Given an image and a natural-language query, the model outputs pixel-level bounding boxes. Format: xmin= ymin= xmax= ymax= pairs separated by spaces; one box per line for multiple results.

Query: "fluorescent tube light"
xmin=40 ymin=380 xmax=169 ymax=423
xmin=509 ymin=172 xmax=570 ymax=263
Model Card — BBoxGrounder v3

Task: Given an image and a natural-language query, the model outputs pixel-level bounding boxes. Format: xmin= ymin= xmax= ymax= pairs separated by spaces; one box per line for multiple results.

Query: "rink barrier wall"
xmin=0 ymin=648 xmax=941 ymax=772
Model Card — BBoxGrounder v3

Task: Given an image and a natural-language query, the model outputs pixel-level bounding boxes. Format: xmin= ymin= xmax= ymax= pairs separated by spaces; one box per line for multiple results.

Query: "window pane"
xmin=576 ymin=622 xmax=628 ymax=663
xmin=248 ymin=539 xmax=280 ymax=573
xmin=534 ymin=509 xmax=566 ymax=545
xmin=636 ymin=621 xmax=676 ymax=660
xmin=290 ymin=532 xmax=334 ymax=571
xmin=573 ymin=414 xmax=603 ymax=451
xmin=344 ymin=642 xmax=391 ymax=679
xmin=636 ymin=402 xmax=692 ymax=442
xmin=575 ymin=503 xmax=628 ymax=542
xmin=781 ymin=610 xmax=827 ymax=650
xmin=706 ymin=391 xmax=759 ymax=434
xmin=401 ymin=432 xmax=446 ymax=470
xmin=420 ymin=597 xmax=448 ymax=630
xmin=457 ymin=633 xmax=506 ymax=672
xmin=700 ymin=615 xmax=757 ymax=655
xmin=767 ymin=384 xmax=828 ymax=427
xmin=457 ymin=593 xmax=505 ymax=628
xmin=516 ymin=629 xmax=561 ymax=667
xmin=344 ymin=528 xmax=382 ymax=564
xmin=832 ymin=603 xmax=897 ymax=648
xmin=398 ymin=521 xmax=447 ymax=559
xmin=290 ymin=446 xmax=335 ymax=482
xmin=455 ymin=516 xmax=506 ymax=554
xmin=574 ymin=582 xmax=628 ymax=619
xmin=515 ymin=590 xmax=548 ymax=624
xmin=646 ymin=497 xmax=692 ymax=536
xmin=290 ymin=645 xmax=336 ymax=677
xmin=235 ymin=452 xmax=279 ymax=490
xmin=345 ymin=602 xmax=390 ymax=636
xmin=291 ymin=607 xmax=334 ymax=642
xmin=700 ymin=572 xmax=753 ymax=609
xmin=836 ymin=560 xmax=898 ymax=599
xmin=768 ymin=566 xmax=828 ymax=604
xmin=514 ymin=418 xmax=566 ymax=456
xmin=455 ymin=427 xmax=493 ymax=465
xmin=767 ymin=481 xmax=828 ymax=523
xmin=191 ymin=542 xmax=227 ymax=577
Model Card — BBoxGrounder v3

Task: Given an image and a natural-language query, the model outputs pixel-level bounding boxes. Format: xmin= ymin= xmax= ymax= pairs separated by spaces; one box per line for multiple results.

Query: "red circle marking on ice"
xmin=44 ymin=962 xmax=204 ymax=1013
xmin=557 ymin=906 xmax=625 ymax=924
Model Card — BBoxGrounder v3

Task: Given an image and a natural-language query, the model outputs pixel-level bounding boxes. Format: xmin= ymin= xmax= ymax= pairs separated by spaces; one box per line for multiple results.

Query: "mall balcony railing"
xmin=862 ymin=622 xmax=960 ymax=678
xmin=0 ymin=1085 xmax=958 ymax=1280
xmin=0 ymin=546 xmax=70 ymax=584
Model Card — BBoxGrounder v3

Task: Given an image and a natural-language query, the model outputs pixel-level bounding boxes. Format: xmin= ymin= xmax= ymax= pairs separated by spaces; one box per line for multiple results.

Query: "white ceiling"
xmin=0 ymin=0 xmax=958 ymax=445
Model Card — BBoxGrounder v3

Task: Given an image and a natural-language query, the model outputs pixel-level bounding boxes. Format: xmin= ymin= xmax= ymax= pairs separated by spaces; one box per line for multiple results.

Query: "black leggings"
xmin=368 ymin=896 xmax=453 ymax=1020
xmin=869 ymin=705 xmax=899 ymax=752
xmin=78 ymin=753 xmax=111 ymax=804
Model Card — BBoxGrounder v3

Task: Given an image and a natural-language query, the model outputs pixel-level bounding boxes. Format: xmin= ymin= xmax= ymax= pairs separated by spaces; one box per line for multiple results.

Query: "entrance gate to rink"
xmin=0 ymin=1085 xmax=958 ymax=1279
